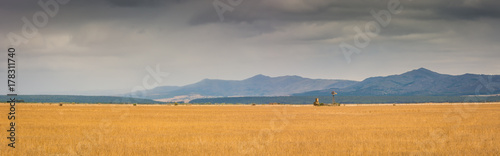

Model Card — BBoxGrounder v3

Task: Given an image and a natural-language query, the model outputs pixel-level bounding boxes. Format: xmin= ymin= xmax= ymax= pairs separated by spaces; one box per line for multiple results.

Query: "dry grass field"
xmin=1 ymin=103 xmax=499 ymax=155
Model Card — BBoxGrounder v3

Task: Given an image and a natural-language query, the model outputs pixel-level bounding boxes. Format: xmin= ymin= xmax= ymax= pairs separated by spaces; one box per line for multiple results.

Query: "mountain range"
xmin=128 ymin=68 xmax=500 ymax=102
xmin=295 ymin=68 xmax=500 ymax=96
xmin=128 ymin=74 xmax=358 ymax=102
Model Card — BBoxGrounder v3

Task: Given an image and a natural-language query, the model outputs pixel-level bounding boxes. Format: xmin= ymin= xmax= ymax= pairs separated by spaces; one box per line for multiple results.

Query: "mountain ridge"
xmin=128 ymin=74 xmax=358 ymax=101
xmin=128 ymin=68 xmax=500 ymax=102
xmin=295 ymin=68 xmax=500 ymax=96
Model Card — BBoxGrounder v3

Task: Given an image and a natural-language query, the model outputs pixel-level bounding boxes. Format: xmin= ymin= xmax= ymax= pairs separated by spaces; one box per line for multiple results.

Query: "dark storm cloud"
xmin=190 ymin=0 xmax=382 ymax=25
xmin=438 ymin=6 xmax=500 ymax=20
xmin=1 ymin=0 xmax=500 ymax=95
xmin=2 ymin=0 xmax=500 ymax=23
xmin=105 ymin=0 xmax=186 ymax=7
xmin=189 ymin=0 xmax=500 ymax=25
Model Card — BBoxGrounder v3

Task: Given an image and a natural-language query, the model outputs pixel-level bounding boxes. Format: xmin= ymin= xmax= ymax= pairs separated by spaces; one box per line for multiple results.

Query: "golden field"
xmin=1 ymin=103 xmax=499 ymax=155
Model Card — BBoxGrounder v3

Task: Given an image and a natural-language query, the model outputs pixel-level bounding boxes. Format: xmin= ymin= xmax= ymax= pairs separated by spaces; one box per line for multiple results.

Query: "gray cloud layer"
xmin=1 ymin=0 xmax=499 ymax=95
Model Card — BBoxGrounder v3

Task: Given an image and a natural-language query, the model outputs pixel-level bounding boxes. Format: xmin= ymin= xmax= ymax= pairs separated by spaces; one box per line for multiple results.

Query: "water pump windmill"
xmin=331 ymin=91 xmax=337 ymax=105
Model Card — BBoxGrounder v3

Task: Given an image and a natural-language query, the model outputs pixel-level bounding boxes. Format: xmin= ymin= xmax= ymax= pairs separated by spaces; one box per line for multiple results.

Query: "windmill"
xmin=331 ymin=91 xmax=337 ymax=104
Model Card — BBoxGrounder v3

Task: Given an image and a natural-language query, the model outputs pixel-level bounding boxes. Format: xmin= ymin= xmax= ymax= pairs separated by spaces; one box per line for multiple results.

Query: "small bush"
xmin=59 ymin=103 xmax=63 ymax=106
xmin=133 ymin=103 xmax=137 ymax=106
xmin=174 ymin=102 xmax=178 ymax=106
xmin=252 ymin=103 xmax=256 ymax=106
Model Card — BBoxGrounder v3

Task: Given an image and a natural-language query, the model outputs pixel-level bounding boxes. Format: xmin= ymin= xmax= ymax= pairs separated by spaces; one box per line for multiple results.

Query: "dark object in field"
xmin=314 ymin=98 xmax=320 ymax=106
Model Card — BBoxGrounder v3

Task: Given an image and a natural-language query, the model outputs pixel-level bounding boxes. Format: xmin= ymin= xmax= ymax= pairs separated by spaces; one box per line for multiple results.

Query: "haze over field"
xmin=1 ymin=0 xmax=500 ymax=95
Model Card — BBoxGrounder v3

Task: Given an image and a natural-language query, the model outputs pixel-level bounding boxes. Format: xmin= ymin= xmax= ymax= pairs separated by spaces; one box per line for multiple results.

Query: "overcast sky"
xmin=1 ymin=0 xmax=500 ymax=95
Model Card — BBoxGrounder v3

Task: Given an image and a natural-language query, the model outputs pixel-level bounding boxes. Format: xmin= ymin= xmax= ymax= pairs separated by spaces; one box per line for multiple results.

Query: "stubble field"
xmin=1 ymin=103 xmax=499 ymax=155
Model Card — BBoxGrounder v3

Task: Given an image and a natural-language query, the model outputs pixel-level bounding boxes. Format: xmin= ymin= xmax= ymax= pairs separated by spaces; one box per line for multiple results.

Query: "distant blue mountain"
xmin=129 ymin=68 xmax=500 ymax=101
xmin=294 ymin=68 xmax=500 ymax=96
xmin=129 ymin=75 xmax=358 ymax=99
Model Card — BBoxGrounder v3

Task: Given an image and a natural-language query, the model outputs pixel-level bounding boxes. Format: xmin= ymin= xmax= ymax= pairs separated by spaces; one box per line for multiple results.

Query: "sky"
xmin=1 ymin=0 xmax=500 ymax=95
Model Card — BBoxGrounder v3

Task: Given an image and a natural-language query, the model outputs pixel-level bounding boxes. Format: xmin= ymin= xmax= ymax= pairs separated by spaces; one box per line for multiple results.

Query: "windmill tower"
xmin=331 ymin=91 xmax=337 ymax=104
